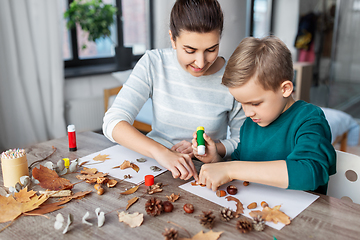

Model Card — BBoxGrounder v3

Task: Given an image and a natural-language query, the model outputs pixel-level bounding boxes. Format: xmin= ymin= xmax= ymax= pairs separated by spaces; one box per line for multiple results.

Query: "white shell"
xmin=95 ymin=208 xmax=105 ymax=227
xmin=54 ymin=213 xmax=64 ymax=230
xmin=69 ymin=161 xmax=78 ymax=173
xmin=62 ymin=213 xmax=73 ymax=234
xmin=82 ymin=211 xmax=93 ymax=226
xmin=20 ymin=176 xmax=30 ymax=187
xmin=44 ymin=161 xmax=54 ymax=170
xmin=57 ymin=159 xmax=65 ymax=171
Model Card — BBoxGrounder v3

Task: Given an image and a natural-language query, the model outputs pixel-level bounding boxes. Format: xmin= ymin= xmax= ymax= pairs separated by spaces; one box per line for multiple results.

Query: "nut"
xmin=163 ymin=201 xmax=174 ymax=212
xmin=243 ymin=181 xmax=249 ymax=186
xmin=247 ymin=202 xmax=257 ymax=209
xmin=94 ymin=183 xmax=101 ymax=190
xmin=261 ymin=201 xmax=268 ymax=208
xmin=97 ymin=187 xmax=104 ymax=195
xmin=226 ymin=185 xmax=238 ymax=195
xmin=183 ymin=203 xmax=194 ymax=213
xmin=216 ymin=190 xmax=226 ymax=197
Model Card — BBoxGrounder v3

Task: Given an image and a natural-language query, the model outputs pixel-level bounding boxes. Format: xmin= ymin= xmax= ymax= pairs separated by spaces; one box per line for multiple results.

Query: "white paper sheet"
xmin=79 ymin=145 xmax=167 ymax=185
xmin=179 ymin=180 xmax=319 ymax=230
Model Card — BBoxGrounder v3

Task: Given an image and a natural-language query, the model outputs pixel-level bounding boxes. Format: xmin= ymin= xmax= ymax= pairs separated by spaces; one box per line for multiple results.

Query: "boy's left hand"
xmin=199 ymin=162 xmax=232 ymax=191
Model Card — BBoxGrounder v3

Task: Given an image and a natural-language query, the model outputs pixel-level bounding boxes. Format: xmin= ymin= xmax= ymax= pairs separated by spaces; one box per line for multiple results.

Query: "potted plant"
xmin=64 ymin=0 xmax=132 ymax=69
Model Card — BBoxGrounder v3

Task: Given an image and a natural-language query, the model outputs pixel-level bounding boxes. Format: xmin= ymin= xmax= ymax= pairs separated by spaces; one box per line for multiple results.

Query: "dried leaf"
xmin=126 ymin=197 xmax=139 ymax=210
xmin=59 ymin=190 xmax=92 ymax=201
xmin=107 ymin=179 xmax=117 ymax=188
xmin=93 ymin=154 xmax=110 ymax=161
xmin=79 ymin=161 xmax=89 ymax=167
xmin=14 ymin=187 xmax=36 ymax=203
xmin=97 ymin=177 xmax=108 ymax=184
xmin=120 ymin=160 xmax=132 ymax=169
xmin=32 ymin=165 xmax=73 ymax=191
xmin=81 ymin=167 xmax=97 ymax=174
xmin=166 ymin=193 xmax=180 ymax=202
xmin=39 ymin=190 xmax=72 ymax=197
xmin=179 ymin=230 xmax=224 ymax=240
xmin=131 ymin=163 xmax=139 ymax=173
xmin=118 ymin=211 xmax=143 ymax=228
xmin=76 ymin=172 xmax=108 ymax=181
xmin=120 ymin=185 xmax=139 ymax=195
xmin=249 ymin=205 xmax=291 ymax=225
xmin=147 ymin=182 xmax=163 ymax=194
xmin=24 ymin=198 xmax=71 ymax=216
xmin=225 ymin=196 xmax=244 ymax=217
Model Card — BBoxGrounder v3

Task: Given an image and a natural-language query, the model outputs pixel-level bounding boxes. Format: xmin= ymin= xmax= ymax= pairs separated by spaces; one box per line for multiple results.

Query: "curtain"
xmin=0 ymin=0 xmax=66 ymax=151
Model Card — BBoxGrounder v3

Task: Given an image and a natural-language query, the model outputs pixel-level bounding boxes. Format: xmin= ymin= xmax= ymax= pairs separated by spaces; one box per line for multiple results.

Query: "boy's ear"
xmin=169 ymin=30 xmax=176 ymax=49
xmin=281 ymin=80 xmax=294 ymax=97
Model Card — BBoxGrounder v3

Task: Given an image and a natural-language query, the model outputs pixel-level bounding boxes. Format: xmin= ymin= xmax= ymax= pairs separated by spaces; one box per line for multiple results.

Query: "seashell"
xmin=136 ymin=158 xmax=147 ymax=163
xmin=54 ymin=213 xmax=64 ymax=230
xmin=150 ymin=166 xmax=161 ymax=171
xmin=20 ymin=175 xmax=30 ymax=187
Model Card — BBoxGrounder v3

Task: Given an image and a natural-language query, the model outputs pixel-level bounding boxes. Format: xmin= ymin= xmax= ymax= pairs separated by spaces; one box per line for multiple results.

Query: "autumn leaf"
xmin=179 ymin=230 xmax=223 ymax=240
xmin=126 ymin=196 xmax=139 ymax=210
xmin=93 ymin=154 xmax=110 ymax=161
xmin=225 ymin=196 xmax=244 ymax=217
xmin=59 ymin=190 xmax=92 ymax=202
xmin=120 ymin=185 xmax=139 ymax=195
xmin=166 ymin=193 xmax=180 ymax=202
xmin=14 ymin=187 xmax=36 ymax=203
xmin=32 ymin=165 xmax=73 ymax=191
xmin=249 ymin=205 xmax=291 ymax=225
xmin=76 ymin=172 xmax=108 ymax=181
xmin=24 ymin=198 xmax=71 ymax=216
xmin=118 ymin=211 xmax=143 ymax=228
xmin=81 ymin=167 xmax=97 ymax=174
xmin=107 ymin=179 xmax=117 ymax=188
xmin=119 ymin=160 xmax=132 ymax=169
xmin=131 ymin=163 xmax=139 ymax=173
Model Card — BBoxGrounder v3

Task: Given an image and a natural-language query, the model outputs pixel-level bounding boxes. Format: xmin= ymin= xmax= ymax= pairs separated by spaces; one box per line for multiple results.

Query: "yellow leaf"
xmin=14 ymin=187 xmax=36 ymax=203
xmin=126 ymin=196 xmax=139 ymax=210
xmin=179 ymin=230 xmax=223 ymax=240
xmin=249 ymin=205 xmax=291 ymax=225
xmin=93 ymin=154 xmax=110 ymax=161
xmin=120 ymin=185 xmax=139 ymax=195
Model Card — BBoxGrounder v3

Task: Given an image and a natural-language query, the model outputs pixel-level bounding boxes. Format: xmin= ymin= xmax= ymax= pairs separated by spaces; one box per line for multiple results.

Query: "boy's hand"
xmin=192 ymin=132 xmax=221 ymax=163
xmin=171 ymin=140 xmax=194 ymax=158
xmin=199 ymin=162 xmax=232 ymax=191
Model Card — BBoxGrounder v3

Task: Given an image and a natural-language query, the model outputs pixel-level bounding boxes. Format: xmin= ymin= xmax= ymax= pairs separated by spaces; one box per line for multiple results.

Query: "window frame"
xmin=247 ymin=0 xmax=274 ymax=37
xmin=64 ymin=0 xmax=153 ymax=78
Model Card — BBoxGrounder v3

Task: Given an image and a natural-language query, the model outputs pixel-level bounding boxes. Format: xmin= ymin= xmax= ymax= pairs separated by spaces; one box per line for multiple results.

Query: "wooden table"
xmin=1 ymin=131 xmax=360 ymax=239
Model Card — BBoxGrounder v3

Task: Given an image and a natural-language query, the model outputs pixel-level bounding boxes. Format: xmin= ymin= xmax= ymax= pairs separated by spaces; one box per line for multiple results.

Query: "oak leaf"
xmin=93 ymin=154 xmax=110 ymax=161
xmin=179 ymin=230 xmax=223 ymax=240
xmin=118 ymin=211 xmax=143 ymax=228
xmin=126 ymin=196 xmax=139 ymax=210
xmin=32 ymin=165 xmax=73 ymax=191
xmin=120 ymin=185 xmax=139 ymax=195
xmin=225 ymin=196 xmax=244 ymax=217
xmin=249 ymin=205 xmax=291 ymax=225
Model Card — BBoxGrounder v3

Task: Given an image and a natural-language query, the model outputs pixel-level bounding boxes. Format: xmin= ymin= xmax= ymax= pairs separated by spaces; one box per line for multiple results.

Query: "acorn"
xmin=216 ymin=190 xmax=226 ymax=197
xmin=226 ymin=185 xmax=238 ymax=195
xmin=163 ymin=201 xmax=174 ymax=213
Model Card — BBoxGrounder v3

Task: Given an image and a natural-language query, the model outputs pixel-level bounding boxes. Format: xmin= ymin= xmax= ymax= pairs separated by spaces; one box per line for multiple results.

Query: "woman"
xmin=103 ymin=0 xmax=245 ymax=181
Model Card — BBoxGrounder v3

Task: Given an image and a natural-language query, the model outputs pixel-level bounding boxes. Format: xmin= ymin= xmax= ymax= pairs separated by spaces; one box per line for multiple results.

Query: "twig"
xmin=28 ymin=146 xmax=57 ymax=170
xmin=167 ymin=221 xmax=192 ymax=238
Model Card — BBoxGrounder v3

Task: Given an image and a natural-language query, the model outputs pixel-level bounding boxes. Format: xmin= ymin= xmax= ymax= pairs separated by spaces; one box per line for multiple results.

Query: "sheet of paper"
xmin=79 ymin=145 xmax=167 ymax=185
xmin=179 ymin=180 xmax=319 ymax=230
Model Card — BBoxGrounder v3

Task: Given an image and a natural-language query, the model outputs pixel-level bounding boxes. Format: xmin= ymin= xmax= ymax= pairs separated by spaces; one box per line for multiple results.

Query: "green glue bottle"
xmin=196 ymin=126 xmax=205 ymax=155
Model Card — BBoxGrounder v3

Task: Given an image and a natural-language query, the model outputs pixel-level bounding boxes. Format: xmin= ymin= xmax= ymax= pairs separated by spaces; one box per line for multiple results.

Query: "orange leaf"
xmin=166 ymin=193 xmax=180 ymax=202
xmin=225 ymin=196 xmax=244 ymax=217
xmin=81 ymin=167 xmax=97 ymax=174
xmin=14 ymin=187 xmax=36 ymax=203
xmin=120 ymin=185 xmax=139 ymax=195
xmin=93 ymin=154 xmax=110 ymax=161
xmin=32 ymin=165 xmax=73 ymax=191
xmin=76 ymin=172 xmax=108 ymax=181
xmin=24 ymin=198 xmax=71 ymax=215
xmin=179 ymin=230 xmax=224 ymax=240
xmin=107 ymin=179 xmax=117 ymax=188
xmin=119 ymin=160 xmax=132 ymax=169
xmin=126 ymin=196 xmax=139 ymax=210
xmin=131 ymin=163 xmax=139 ymax=173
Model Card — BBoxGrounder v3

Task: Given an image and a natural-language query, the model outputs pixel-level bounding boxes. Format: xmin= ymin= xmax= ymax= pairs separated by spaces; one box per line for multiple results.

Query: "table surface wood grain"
xmin=1 ymin=131 xmax=360 ymax=240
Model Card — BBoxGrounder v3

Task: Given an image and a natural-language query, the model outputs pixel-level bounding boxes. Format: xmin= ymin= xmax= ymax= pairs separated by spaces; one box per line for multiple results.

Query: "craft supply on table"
xmin=67 ymin=124 xmax=77 ymax=151
xmin=1 ymin=148 xmax=29 ymax=188
xmin=196 ymin=126 xmax=205 ymax=155
xmin=145 ymin=175 xmax=154 ymax=186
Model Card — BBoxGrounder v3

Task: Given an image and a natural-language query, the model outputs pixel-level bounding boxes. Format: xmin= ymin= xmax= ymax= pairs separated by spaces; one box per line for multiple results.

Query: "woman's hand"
xmin=192 ymin=132 xmax=222 ymax=163
xmin=199 ymin=162 xmax=233 ymax=191
xmin=171 ymin=140 xmax=194 ymax=158
xmin=154 ymin=149 xmax=198 ymax=182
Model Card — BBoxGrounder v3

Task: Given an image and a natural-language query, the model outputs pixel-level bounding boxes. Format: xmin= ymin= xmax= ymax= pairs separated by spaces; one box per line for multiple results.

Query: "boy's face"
xmin=228 ymin=77 xmax=293 ymax=127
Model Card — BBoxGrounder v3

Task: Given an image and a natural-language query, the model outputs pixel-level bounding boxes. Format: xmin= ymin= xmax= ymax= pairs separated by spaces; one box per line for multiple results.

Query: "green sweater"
xmin=231 ymin=100 xmax=336 ymax=194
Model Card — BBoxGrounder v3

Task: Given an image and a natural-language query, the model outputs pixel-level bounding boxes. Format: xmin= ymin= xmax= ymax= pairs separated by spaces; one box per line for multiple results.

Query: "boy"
xmin=192 ymin=36 xmax=336 ymax=195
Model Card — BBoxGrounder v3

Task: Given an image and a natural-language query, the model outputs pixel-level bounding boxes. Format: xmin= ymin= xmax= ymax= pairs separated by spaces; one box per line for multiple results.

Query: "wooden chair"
xmin=327 ymin=150 xmax=360 ymax=204
xmin=104 ymin=86 xmax=152 ymax=133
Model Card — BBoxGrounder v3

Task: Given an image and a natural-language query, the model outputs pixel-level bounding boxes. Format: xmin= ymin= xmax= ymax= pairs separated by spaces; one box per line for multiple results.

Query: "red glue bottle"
xmin=67 ymin=124 xmax=77 ymax=151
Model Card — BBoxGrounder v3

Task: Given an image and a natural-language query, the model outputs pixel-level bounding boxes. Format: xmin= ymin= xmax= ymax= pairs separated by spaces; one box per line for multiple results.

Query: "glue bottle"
xmin=67 ymin=124 xmax=77 ymax=151
xmin=196 ymin=126 xmax=205 ymax=155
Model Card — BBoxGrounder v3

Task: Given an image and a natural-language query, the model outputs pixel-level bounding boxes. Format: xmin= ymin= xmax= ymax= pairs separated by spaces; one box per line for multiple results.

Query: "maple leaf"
xmin=179 ymin=230 xmax=223 ymax=240
xmin=93 ymin=154 xmax=110 ymax=161
xmin=118 ymin=211 xmax=143 ymax=228
xmin=32 ymin=165 xmax=73 ymax=191
xmin=249 ymin=205 xmax=291 ymax=225
xmin=14 ymin=187 xmax=36 ymax=203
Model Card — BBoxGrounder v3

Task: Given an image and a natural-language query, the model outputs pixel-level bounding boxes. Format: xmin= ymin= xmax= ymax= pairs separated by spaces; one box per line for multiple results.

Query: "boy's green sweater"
xmin=231 ymin=100 xmax=336 ymax=194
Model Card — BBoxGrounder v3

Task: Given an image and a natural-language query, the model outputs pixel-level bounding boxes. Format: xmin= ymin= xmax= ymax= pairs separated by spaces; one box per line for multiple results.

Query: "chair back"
xmin=327 ymin=150 xmax=360 ymax=204
xmin=103 ymin=86 xmax=152 ymax=133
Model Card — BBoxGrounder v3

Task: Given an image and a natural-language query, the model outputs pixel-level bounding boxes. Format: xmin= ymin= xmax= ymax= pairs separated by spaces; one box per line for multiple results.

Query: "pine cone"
xmin=162 ymin=228 xmax=178 ymax=240
xmin=236 ymin=218 xmax=252 ymax=233
xmin=145 ymin=198 xmax=163 ymax=216
xmin=220 ymin=207 xmax=234 ymax=222
xmin=252 ymin=215 xmax=266 ymax=231
xmin=199 ymin=211 xmax=216 ymax=229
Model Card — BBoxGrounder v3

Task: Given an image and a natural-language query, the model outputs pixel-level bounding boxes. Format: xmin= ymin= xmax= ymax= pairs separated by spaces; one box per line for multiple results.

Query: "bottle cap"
xmin=145 ymin=175 xmax=154 ymax=186
xmin=63 ymin=158 xmax=70 ymax=168
xmin=67 ymin=124 xmax=75 ymax=132
xmin=197 ymin=126 xmax=204 ymax=131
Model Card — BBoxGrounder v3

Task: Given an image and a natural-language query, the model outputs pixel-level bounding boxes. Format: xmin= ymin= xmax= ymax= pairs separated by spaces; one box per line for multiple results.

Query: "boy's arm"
xmin=199 ymin=160 xmax=288 ymax=191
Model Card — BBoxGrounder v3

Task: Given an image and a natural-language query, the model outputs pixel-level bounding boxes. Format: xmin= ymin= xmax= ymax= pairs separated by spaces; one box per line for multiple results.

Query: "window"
xmin=62 ymin=0 xmax=152 ymax=77
xmin=247 ymin=0 xmax=273 ymax=38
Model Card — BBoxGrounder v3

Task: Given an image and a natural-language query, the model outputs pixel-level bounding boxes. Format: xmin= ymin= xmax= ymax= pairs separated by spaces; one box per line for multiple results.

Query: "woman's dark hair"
xmin=170 ymin=0 xmax=224 ymax=40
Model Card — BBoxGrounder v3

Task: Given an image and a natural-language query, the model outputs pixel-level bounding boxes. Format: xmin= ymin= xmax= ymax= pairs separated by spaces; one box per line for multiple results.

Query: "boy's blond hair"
xmin=222 ymin=36 xmax=293 ymax=91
